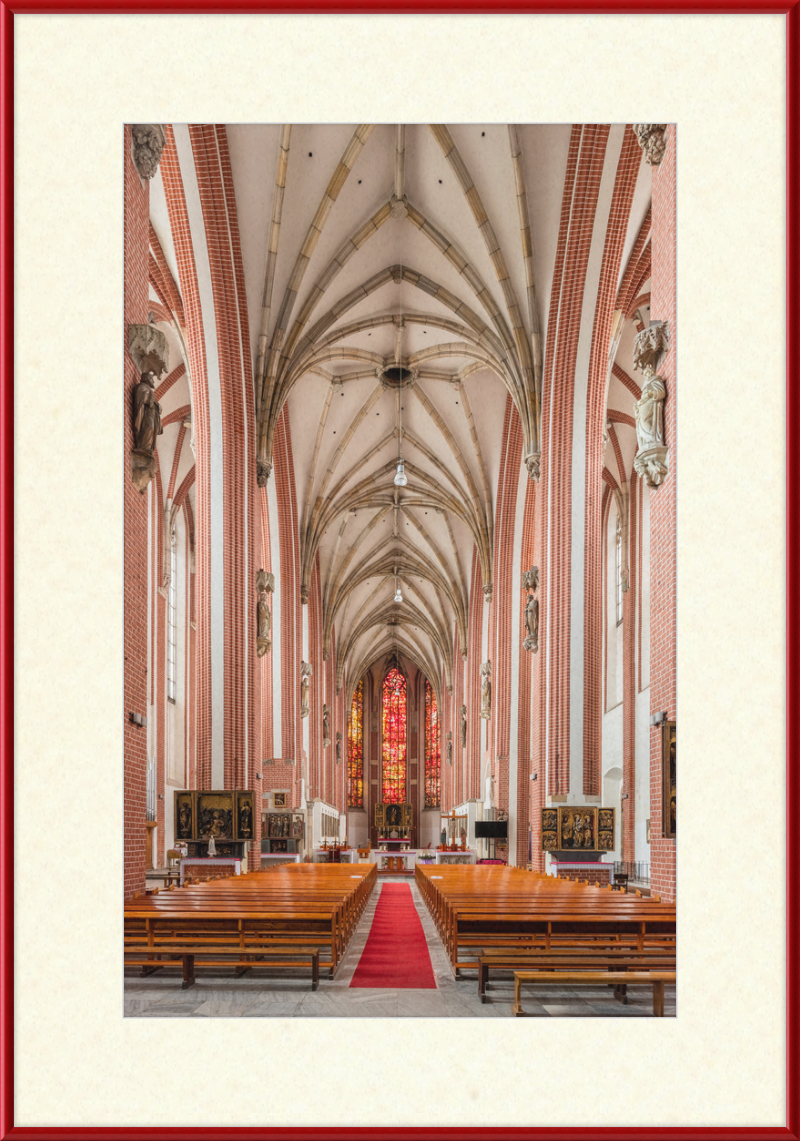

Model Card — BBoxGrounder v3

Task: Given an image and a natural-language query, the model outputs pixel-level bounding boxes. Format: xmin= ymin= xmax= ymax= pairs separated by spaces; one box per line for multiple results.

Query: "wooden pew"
xmin=512 ymin=969 xmax=676 ymax=1016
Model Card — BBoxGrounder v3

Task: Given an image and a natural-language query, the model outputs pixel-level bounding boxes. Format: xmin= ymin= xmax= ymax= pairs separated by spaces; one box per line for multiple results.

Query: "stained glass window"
xmin=381 ymin=667 xmax=407 ymax=804
xmin=424 ymin=680 xmax=441 ymax=807
xmin=347 ymin=679 xmax=364 ymax=808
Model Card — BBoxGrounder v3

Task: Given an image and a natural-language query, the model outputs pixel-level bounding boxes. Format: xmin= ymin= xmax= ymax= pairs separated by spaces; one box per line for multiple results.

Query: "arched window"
xmin=347 ymin=679 xmax=364 ymax=809
xmin=424 ymin=680 xmax=441 ymax=808
xmin=381 ymin=667 xmax=407 ymax=803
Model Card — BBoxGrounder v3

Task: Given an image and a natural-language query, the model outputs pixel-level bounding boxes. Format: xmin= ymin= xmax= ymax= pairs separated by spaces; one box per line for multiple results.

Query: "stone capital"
xmin=131 ymin=124 xmax=166 ymax=180
xmin=256 ymin=459 xmax=271 ymax=487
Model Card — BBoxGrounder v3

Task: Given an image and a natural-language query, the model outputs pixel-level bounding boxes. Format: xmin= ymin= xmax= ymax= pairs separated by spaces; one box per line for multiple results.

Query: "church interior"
xmin=123 ymin=121 xmax=677 ymax=1018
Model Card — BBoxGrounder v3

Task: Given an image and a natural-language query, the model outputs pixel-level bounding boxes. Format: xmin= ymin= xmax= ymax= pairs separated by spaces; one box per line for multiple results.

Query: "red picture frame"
xmin=1 ymin=3 xmax=797 ymax=1137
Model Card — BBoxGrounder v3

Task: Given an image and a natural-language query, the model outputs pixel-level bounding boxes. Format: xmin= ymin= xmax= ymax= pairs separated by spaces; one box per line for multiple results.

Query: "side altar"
xmin=174 ymin=789 xmax=255 ymax=859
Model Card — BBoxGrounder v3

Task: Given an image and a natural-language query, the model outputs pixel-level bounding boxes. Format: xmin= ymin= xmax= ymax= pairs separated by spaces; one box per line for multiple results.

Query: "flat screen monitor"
xmin=474 ymin=820 xmax=507 ymax=839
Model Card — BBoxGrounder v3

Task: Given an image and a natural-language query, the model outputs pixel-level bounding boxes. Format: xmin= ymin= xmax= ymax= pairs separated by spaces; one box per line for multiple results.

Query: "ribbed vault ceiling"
xmin=220 ymin=123 xmax=575 ymax=700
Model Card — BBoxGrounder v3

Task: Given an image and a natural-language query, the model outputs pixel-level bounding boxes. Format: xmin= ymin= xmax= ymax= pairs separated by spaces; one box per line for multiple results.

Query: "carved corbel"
xmin=524 ymin=452 xmax=541 ymax=482
xmin=483 ymin=583 xmax=493 ymax=604
xmin=632 ymin=124 xmax=668 ymax=166
xmin=131 ymin=125 xmax=166 ymax=180
xmin=256 ymin=459 xmax=271 ymax=487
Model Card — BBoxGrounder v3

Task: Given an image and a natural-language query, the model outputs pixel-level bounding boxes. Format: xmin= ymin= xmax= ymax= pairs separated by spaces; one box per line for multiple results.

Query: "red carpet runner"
xmin=349 ymin=883 xmax=436 ymax=989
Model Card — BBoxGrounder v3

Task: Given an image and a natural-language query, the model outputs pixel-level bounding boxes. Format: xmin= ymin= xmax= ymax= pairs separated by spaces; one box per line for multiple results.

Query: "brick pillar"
xmin=123 ymin=125 xmax=150 ymax=900
xmin=649 ymin=128 xmax=677 ymax=902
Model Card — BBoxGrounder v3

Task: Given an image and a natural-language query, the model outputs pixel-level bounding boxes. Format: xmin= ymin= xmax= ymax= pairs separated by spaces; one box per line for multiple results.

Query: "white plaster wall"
xmin=418 ymin=809 xmax=441 ymax=850
xmin=606 ymin=499 xmax=624 ymax=711
xmin=639 ymin=481 xmax=651 ymax=690
xmin=601 ymin=703 xmax=624 ymax=861
xmin=635 ymin=687 xmax=652 ymax=863
xmin=346 ymin=811 xmax=369 ymax=847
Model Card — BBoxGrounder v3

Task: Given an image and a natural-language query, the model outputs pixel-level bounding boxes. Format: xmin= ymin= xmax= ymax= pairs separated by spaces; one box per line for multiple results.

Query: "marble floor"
xmin=124 ymin=877 xmax=676 ymax=1018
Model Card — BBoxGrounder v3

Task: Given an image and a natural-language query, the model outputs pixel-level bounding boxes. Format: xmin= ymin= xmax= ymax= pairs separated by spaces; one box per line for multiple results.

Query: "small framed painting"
xmin=273 ymin=791 xmax=288 ymax=809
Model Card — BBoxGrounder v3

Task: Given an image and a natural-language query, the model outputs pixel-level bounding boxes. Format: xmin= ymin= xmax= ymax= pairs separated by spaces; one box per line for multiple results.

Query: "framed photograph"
xmin=662 ymin=720 xmax=676 ymax=839
xmin=273 ymin=791 xmax=288 ymax=810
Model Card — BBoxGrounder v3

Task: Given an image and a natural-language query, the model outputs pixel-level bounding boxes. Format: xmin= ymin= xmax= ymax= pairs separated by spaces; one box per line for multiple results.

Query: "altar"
xmin=434 ymin=849 xmax=477 ymax=865
xmin=179 ymin=856 xmax=241 ymax=884
xmin=260 ymin=852 xmax=302 ymax=868
xmin=370 ymin=848 xmax=418 ymax=873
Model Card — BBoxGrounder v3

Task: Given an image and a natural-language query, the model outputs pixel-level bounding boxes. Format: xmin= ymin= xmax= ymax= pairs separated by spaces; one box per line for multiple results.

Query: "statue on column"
xmin=445 ymin=732 xmax=453 ymax=766
xmin=335 ymin=732 xmax=342 ymax=765
xmin=480 ymin=661 xmax=492 ymax=720
xmin=632 ymin=321 xmax=670 ymax=489
xmin=255 ymin=569 xmax=274 ymax=657
xmin=483 ymin=757 xmax=495 ymax=810
xmin=460 ymin=704 xmax=467 ymax=749
xmin=522 ymin=566 xmax=539 ymax=653
xmin=133 ymin=371 xmax=163 ymax=454
xmin=300 ymin=662 xmax=312 ymax=718
xmin=322 ymin=704 xmax=331 ymax=748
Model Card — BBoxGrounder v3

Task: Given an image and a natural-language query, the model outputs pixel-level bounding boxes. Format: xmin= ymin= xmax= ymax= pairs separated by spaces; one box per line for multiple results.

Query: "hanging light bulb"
xmin=393 ymin=460 xmax=407 ymax=487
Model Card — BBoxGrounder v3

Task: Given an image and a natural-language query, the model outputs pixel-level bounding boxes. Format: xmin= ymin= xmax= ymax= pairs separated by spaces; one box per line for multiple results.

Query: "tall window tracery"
xmin=381 ymin=667 xmax=407 ymax=803
xmin=347 ymin=679 xmax=364 ymax=808
xmin=424 ymin=680 xmax=441 ymax=807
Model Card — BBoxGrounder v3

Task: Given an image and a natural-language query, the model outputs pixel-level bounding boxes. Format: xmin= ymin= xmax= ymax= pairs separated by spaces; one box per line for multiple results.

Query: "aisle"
xmin=349 ymin=882 xmax=436 ymax=989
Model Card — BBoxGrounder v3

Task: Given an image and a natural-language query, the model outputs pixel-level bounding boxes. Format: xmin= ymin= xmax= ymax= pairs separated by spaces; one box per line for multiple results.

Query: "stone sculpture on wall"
xmin=256 ymin=568 xmax=275 ymax=657
xmin=128 ymin=322 xmax=168 ymax=493
xmin=445 ymin=731 xmax=453 ymax=766
xmin=131 ymin=372 xmax=163 ymax=492
xmin=300 ymin=662 xmax=312 ymax=718
xmin=522 ymin=566 xmax=540 ymax=653
xmin=480 ymin=661 xmax=492 ymax=720
xmin=632 ymin=321 xmax=670 ymax=489
xmin=335 ymin=732 xmax=342 ymax=765
xmin=322 ymin=704 xmax=331 ymax=748
xmin=460 ymin=704 xmax=467 ymax=749
xmin=632 ymin=124 xmax=668 ymax=166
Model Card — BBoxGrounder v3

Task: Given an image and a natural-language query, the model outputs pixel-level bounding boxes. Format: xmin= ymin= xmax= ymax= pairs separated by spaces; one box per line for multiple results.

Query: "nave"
xmin=124 ymin=864 xmax=676 ymax=1018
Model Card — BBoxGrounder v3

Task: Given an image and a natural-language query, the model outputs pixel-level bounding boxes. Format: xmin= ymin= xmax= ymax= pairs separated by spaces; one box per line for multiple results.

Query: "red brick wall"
xmin=541 ymin=125 xmax=609 ymax=796
xmin=583 ymin=127 xmax=642 ymax=796
xmin=649 ymin=128 xmax=677 ymax=903
xmin=123 ymin=126 xmax=151 ymax=900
